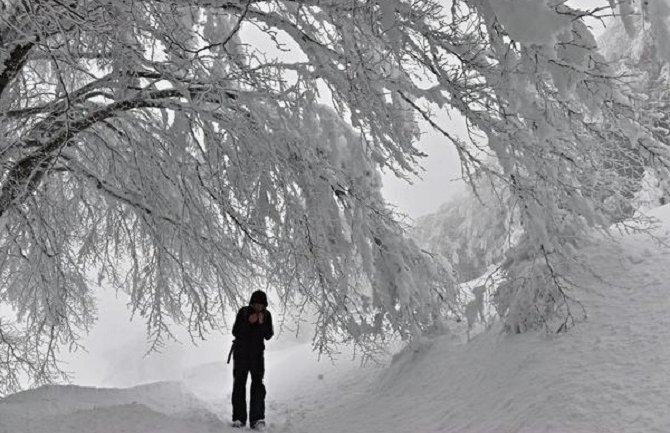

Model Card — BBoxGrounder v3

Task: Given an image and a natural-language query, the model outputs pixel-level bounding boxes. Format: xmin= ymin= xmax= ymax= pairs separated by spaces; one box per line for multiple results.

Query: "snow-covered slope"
xmin=2 ymin=205 xmax=670 ymax=433
xmin=291 ymin=205 xmax=670 ymax=433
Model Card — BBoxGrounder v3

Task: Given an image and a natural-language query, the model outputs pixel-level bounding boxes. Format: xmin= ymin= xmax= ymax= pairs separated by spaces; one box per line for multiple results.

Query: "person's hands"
xmin=258 ymin=312 xmax=264 ymax=325
xmin=248 ymin=312 xmax=258 ymax=324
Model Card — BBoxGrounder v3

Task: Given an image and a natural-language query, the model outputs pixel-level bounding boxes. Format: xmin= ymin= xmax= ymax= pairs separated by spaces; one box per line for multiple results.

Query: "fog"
xmin=59 ymin=0 xmax=609 ymax=390
xmin=60 ymin=117 xmax=460 ymax=389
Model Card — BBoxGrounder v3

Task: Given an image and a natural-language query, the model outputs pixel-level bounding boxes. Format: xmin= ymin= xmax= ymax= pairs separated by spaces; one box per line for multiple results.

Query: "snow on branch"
xmin=0 ymin=0 xmax=667 ymax=391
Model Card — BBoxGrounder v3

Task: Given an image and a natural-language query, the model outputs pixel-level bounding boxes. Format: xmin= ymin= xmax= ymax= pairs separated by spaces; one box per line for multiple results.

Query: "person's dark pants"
xmin=232 ymin=351 xmax=266 ymax=426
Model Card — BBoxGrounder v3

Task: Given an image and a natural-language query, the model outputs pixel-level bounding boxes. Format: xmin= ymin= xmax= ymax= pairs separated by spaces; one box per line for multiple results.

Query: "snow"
xmin=648 ymin=0 xmax=670 ymax=63
xmin=488 ymin=0 xmax=572 ymax=45
xmin=0 ymin=343 xmax=366 ymax=433
xmin=0 ymin=382 xmax=224 ymax=433
xmin=3 ymin=204 xmax=670 ymax=432
xmin=290 ymin=206 xmax=670 ymax=433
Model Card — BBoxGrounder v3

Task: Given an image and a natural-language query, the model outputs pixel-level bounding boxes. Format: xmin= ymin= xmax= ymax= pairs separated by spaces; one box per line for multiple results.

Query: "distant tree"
xmin=599 ymin=7 xmax=670 ymax=207
xmin=0 ymin=0 xmax=667 ymax=393
xmin=412 ymin=173 xmax=514 ymax=283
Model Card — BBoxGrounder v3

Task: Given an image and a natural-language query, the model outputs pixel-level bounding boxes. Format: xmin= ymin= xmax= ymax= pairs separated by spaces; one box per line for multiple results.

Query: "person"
xmin=230 ymin=290 xmax=274 ymax=430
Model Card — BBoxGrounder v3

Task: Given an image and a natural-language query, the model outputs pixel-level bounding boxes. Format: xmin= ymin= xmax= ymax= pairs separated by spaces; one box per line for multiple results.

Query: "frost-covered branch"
xmin=0 ymin=0 xmax=668 ymax=392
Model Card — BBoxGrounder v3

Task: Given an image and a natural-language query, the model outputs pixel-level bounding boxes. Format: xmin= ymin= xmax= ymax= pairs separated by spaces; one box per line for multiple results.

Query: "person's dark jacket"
xmin=232 ymin=306 xmax=274 ymax=354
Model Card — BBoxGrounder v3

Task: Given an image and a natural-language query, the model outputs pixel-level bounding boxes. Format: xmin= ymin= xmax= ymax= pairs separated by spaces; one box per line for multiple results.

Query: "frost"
xmin=0 ymin=0 xmax=668 ymax=391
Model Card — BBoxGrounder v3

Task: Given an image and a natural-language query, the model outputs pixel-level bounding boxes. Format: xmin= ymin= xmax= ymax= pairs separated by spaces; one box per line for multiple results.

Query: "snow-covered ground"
xmin=3 ymin=205 xmax=670 ymax=433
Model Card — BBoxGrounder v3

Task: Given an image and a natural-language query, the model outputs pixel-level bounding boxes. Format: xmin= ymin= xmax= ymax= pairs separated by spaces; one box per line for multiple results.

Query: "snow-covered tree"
xmin=446 ymin=0 xmax=670 ymax=334
xmin=0 ymin=0 xmax=460 ymax=393
xmin=412 ymin=173 xmax=514 ymax=283
xmin=599 ymin=6 xmax=670 ymax=208
xmin=1 ymin=0 xmax=668 ymax=392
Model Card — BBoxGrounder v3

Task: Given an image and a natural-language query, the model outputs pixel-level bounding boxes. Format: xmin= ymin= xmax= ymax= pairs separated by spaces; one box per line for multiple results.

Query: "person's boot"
xmin=251 ymin=419 xmax=266 ymax=430
xmin=231 ymin=420 xmax=244 ymax=428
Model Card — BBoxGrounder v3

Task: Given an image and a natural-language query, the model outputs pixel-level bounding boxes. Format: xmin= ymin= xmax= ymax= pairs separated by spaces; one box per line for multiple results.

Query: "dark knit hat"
xmin=249 ymin=290 xmax=268 ymax=306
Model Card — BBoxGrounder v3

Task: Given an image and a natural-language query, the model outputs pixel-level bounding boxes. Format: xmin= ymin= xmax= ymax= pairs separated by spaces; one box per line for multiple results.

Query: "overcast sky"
xmin=381 ymin=117 xmax=466 ymax=220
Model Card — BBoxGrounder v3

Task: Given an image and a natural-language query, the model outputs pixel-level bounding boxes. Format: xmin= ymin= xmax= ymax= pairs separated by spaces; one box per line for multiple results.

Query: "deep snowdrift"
xmin=2 ymin=205 xmax=670 ymax=433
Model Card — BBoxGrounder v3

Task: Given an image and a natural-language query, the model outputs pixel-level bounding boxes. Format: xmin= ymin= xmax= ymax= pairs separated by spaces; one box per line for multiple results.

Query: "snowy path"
xmin=2 ymin=207 xmax=670 ymax=433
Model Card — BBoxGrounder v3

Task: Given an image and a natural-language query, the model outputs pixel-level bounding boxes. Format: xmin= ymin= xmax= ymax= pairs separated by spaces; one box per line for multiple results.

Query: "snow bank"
xmin=0 ymin=382 xmax=224 ymax=433
xmin=0 ymin=342 xmax=367 ymax=433
xmin=289 ymin=204 xmax=670 ymax=433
